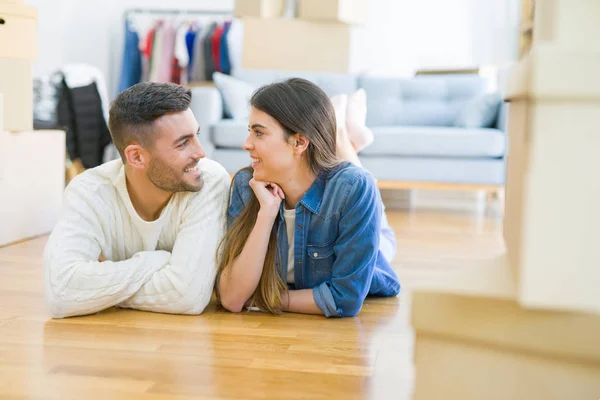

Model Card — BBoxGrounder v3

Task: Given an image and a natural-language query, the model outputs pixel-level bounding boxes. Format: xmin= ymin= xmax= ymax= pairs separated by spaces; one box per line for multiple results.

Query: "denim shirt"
xmin=228 ymin=162 xmax=401 ymax=317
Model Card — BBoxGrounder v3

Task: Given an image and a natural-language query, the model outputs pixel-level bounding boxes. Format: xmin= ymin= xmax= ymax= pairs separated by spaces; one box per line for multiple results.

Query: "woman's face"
xmin=243 ymin=107 xmax=300 ymax=183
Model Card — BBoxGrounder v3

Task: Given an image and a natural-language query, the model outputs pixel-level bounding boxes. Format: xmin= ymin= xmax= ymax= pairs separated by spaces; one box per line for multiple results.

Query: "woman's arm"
xmin=281 ymin=290 xmax=324 ymax=315
xmin=312 ymin=173 xmax=383 ymax=317
xmin=218 ymin=179 xmax=284 ymax=312
xmin=218 ymin=212 xmax=277 ymax=312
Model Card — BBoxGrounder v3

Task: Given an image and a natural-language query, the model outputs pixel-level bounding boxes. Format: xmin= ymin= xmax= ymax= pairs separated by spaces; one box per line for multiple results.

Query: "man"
xmin=44 ymin=82 xmax=230 ymax=318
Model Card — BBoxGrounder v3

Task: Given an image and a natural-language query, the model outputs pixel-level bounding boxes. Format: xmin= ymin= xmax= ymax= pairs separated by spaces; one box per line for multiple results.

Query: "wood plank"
xmin=376 ymin=180 xmax=503 ymax=191
xmin=0 ymin=209 xmax=504 ymax=399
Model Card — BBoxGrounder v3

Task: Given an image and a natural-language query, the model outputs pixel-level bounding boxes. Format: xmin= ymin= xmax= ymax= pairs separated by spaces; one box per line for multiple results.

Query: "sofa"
xmin=189 ymin=69 xmax=508 ymax=186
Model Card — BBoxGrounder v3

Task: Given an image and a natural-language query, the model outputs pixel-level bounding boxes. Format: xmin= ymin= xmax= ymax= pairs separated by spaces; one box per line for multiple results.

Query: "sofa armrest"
xmin=190 ymin=86 xmax=223 ymax=156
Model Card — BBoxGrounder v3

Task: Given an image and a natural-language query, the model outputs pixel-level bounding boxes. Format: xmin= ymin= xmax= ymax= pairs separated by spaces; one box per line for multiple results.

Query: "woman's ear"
xmin=124 ymin=143 xmax=147 ymax=170
xmin=291 ymin=133 xmax=310 ymax=155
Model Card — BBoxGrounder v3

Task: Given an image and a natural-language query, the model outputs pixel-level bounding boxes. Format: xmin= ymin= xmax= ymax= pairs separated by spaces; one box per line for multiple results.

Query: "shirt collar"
xmin=277 ymin=162 xmax=349 ymax=216
xmin=299 ymin=175 xmax=325 ymax=214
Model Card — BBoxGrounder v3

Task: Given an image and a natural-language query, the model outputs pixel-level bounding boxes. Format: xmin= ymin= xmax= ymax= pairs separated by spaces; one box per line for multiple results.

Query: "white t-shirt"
xmin=283 ymin=207 xmax=296 ymax=284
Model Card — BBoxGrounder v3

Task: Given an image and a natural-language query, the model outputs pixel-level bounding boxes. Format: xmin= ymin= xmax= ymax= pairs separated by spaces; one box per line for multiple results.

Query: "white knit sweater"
xmin=43 ymin=158 xmax=230 ymax=318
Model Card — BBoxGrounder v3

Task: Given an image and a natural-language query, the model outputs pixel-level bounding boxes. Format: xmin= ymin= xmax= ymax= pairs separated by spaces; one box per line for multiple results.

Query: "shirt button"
xmin=297 ymin=224 xmax=302 ymax=229
xmin=313 ymin=252 xmax=318 ymax=257
xmin=296 ymin=259 xmax=301 ymax=264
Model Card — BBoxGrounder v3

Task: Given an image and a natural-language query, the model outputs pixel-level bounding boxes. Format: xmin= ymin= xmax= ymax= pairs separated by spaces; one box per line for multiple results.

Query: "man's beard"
xmin=147 ymin=156 xmax=203 ymax=193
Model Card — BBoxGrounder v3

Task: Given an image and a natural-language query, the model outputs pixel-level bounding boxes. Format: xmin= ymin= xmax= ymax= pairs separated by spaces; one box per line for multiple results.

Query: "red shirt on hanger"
xmin=211 ymin=24 xmax=224 ymax=73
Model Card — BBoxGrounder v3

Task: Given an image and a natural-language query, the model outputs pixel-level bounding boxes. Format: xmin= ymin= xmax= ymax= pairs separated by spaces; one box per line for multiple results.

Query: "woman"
xmin=216 ymin=78 xmax=400 ymax=318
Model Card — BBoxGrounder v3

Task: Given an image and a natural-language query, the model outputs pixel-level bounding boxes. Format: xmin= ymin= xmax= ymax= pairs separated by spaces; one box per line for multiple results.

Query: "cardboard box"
xmin=234 ymin=0 xmax=284 ymax=18
xmin=0 ymin=3 xmax=37 ymax=61
xmin=298 ymin=0 xmax=367 ymax=25
xmin=0 ymin=130 xmax=65 ymax=247
xmin=408 ymin=259 xmax=600 ymax=400
xmin=0 ymin=1 xmax=26 ymax=6
xmin=0 ymin=58 xmax=33 ymax=131
xmin=242 ymin=18 xmax=369 ymax=73
xmin=503 ymin=46 xmax=600 ymax=315
xmin=533 ymin=0 xmax=600 ymax=51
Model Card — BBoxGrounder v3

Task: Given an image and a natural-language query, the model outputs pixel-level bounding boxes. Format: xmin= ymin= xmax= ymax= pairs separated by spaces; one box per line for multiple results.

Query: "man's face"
xmin=146 ymin=108 xmax=206 ymax=193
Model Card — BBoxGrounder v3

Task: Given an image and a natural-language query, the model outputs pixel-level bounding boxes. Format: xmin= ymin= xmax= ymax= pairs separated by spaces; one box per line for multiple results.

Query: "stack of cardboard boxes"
xmin=409 ymin=0 xmax=600 ymax=398
xmin=0 ymin=1 xmax=65 ymax=246
xmin=234 ymin=0 xmax=369 ymax=73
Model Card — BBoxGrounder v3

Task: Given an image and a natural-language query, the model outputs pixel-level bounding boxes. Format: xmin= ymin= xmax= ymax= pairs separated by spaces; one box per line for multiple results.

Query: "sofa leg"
xmin=485 ymin=188 xmax=505 ymax=215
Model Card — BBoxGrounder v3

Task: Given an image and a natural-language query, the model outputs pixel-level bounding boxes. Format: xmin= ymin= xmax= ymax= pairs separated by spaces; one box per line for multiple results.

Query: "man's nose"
xmin=193 ymin=138 xmax=206 ymax=159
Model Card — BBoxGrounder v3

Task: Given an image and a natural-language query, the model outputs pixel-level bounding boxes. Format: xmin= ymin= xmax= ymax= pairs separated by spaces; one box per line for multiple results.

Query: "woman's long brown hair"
xmin=216 ymin=78 xmax=340 ymax=314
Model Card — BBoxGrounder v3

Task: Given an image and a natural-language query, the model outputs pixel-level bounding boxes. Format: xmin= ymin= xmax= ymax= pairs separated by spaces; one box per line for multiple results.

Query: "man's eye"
xmin=179 ymin=140 xmax=188 ymax=148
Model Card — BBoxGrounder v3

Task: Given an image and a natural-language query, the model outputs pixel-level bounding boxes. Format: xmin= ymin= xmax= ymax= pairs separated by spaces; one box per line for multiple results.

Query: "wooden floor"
xmin=0 ymin=208 xmax=504 ymax=400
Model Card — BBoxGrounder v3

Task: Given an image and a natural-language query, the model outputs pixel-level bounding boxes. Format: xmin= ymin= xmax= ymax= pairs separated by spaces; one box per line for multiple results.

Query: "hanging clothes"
xmin=140 ymin=24 xmax=157 ymax=83
xmin=191 ymin=24 xmax=207 ymax=82
xmin=58 ymin=77 xmax=112 ymax=169
xmin=62 ymin=64 xmax=110 ymax=122
xmin=211 ymin=23 xmax=224 ymax=73
xmin=156 ymin=22 xmax=176 ymax=83
xmin=148 ymin=22 xmax=165 ymax=82
xmin=173 ymin=22 xmax=190 ymax=85
xmin=185 ymin=25 xmax=197 ymax=81
xmin=118 ymin=18 xmax=142 ymax=93
xmin=226 ymin=19 xmax=243 ymax=74
xmin=203 ymin=23 xmax=217 ymax=81
xmin=220 ymin=21 xmax=232 ymax=76
xmin=121 ymin=13 xmax=234 ymax=86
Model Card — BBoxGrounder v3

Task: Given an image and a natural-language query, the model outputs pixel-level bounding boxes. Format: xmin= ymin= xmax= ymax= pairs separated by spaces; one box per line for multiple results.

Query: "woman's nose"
xmin=242 ymin=134 xmax=252 ymax=151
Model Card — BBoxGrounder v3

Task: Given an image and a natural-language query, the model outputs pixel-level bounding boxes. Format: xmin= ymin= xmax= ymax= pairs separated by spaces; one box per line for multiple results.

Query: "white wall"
xmin=26 ymin=0 xmax=234 ymax=96
xmin=27 ymin=0 xmax=518 ymax=97
xmin=25 ymin=0 xmax=67 ymax=77
xmin=364 ymin=0 xmax=519 ymax=76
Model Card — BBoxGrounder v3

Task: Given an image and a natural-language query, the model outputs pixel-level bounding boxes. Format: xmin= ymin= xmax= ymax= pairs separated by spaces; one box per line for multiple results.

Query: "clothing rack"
xmin=119 ymin=7 xmax=239 ymax=92
xmin=125 ymin=8 xmax=232 ymax=17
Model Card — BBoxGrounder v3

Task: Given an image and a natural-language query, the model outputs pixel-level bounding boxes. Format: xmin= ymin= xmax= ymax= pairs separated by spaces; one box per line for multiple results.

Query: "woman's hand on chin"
xmin=249 ymin=178 xmax=285 ymax=218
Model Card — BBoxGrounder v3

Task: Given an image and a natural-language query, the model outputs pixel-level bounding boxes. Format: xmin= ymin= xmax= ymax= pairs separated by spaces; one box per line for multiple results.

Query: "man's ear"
xmin=124 ymin=143 xmax=147 ymax=169
xmin=292 ymin=133 xmax=310 ymax=155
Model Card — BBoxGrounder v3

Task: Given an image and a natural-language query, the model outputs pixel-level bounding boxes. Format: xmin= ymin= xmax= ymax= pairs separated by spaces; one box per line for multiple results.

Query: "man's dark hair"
xmin=108 ymin=82 xmax=192 ymax=161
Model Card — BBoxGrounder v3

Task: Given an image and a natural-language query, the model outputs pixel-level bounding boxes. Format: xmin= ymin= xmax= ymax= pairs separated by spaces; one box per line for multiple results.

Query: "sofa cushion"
xmin=359 ymin=74 xmax=488 ymax=127
xmin=359 ymin=156 xmax=505 ymax=185
xmin=212 ymin=148 xmax=252 ymax=174
xmin=213 ymin=72 xmax=257 ymax=119
xmin=211 ymin=120 xmax=248 ymax=148
xmin=455 ymin=92 xmax=502 ymax=128
xmin=360 ymin=126 xmax=505 ymax=158
xmin=394 ymin=101 xmax=462 ymax=127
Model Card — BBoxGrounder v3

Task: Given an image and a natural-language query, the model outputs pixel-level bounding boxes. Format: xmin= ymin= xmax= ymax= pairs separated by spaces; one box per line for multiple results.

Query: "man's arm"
xmin=43 ymin=182 xmax=171 ymax=319
xmin=119 ymin=167 xmax=230 ymax=315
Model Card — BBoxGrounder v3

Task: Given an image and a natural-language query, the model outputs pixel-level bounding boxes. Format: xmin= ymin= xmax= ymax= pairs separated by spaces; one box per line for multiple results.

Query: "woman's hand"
xmin=249 ymin=178 xmax=285 ymax=217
